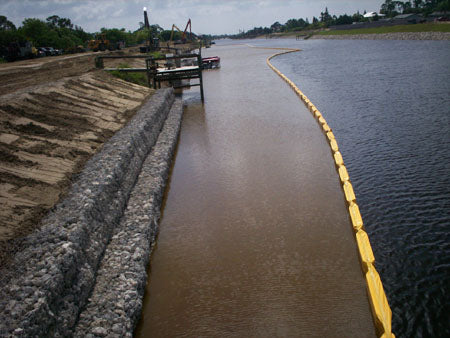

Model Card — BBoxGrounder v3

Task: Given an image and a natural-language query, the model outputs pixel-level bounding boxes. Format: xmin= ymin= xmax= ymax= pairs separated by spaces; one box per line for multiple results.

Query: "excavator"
xmin=169 ymin=19 xmax=192 ymax=44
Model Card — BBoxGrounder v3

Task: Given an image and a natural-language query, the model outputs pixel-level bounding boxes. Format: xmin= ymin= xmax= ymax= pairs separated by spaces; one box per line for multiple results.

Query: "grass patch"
xmin=318 ymin=23 xmax=450 ymax=35
xmin=109 ymin=62 xmax=149 ymax=87
xmin=0 ymin=57 xmax=7 ymax=63
xmin=149 ymin=51 xmax=164 ymax=59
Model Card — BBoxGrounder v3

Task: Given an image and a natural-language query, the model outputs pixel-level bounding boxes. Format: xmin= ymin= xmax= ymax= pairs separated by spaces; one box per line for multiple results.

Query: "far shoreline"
xmin=231 ymin=22 xmax=450 ymax=41
xmin=309 ymin=31 xmax=450 ymax=40
xmin=248 ymin=29 xmax=450 ymax=41
xmin=218 ymin=31 xmax=450 ymax=42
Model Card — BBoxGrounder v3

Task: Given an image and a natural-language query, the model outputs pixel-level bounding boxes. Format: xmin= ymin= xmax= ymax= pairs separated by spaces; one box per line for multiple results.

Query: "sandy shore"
xmin=0 ymin=49 xmax=153 ymax=266
xmin=0 ymin=88 xmax=183 ymax=337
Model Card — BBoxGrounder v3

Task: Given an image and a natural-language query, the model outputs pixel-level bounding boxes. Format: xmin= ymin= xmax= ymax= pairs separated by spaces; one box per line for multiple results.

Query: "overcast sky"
xmin=1 ymin=0 xmax=383 ymax=35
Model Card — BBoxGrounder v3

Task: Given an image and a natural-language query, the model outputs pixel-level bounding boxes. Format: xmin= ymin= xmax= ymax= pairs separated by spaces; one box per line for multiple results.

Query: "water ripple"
xmin=272 ymin=39 xmax=450 ymax=337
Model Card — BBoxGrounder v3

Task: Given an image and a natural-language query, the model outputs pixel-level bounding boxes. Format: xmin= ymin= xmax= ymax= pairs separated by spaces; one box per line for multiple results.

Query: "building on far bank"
xmin=393 ymin=13 xmax=425 ymax=24
xmin=363 ymin=11 xmax=385 ymax=19
xmin=428 ymin=11 xmax=450 ymax=22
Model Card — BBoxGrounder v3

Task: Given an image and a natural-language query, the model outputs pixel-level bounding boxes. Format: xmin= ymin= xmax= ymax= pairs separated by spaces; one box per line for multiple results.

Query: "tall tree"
xmin=46 ymin=15 xmax=73 ymax=29
xmin=20 ymin=18 xmax=58 ymax=47
xmin=0 ymin=16 xmax=16 ymax=30
xmin=270 ymin=21 xmax=282 ymax=32
xmin=401 ymin=1 xmax=413 ymax=12
xmin=381 ymin=0 xmax=399 ymax=16
xmin=396 ymin=1 xmax=410 ymax=12
xmin=46 ymin=15 xmax=60 ymax=28
xmin=320 ymin=7 xmax=333 ymax=23
xmin=436 ymin=0 xmax=450 ymax=10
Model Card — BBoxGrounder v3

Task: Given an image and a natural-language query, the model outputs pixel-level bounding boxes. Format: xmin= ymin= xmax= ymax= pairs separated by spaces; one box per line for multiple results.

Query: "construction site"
xmin=0 ymin=9 xmax=203 ymax=264
xmin=0 ymin=32 xmax=203 ymax=337
xmin=0 ymin=48 xmax=150 ymax=256
xmin=0 ymin=5 xmax=397 ymax=338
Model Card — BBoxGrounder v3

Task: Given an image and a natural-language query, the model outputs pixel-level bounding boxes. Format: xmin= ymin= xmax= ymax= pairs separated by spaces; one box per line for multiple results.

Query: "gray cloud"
xmin=1 ymin=0 xmax=383 ymax=34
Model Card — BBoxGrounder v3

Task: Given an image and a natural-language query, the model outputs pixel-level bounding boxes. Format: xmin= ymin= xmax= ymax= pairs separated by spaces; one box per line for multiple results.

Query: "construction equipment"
xmin=140 ymin=7 xmax=159 ymax=52
xmin=5 ymin=41 xmax=34 ymax=61
xmin=169 ymin=19 xmax=192 ymax=44
xmin=183 ymin=19 xmax=192 ymax=41
xmin=169 ymin=24 xmax=184 ymax=44
xmin=88 ymin=33 xmax=109 ymax=52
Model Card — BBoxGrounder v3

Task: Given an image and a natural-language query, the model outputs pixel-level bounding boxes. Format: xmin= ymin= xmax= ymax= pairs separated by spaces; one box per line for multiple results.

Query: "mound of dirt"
xmin=0 ymin=51 xmax=154 ymax=265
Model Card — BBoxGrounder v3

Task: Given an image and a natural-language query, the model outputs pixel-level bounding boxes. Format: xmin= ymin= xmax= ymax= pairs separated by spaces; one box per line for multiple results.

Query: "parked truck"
xmin=4 ymin=41 xmax=35 ymax=61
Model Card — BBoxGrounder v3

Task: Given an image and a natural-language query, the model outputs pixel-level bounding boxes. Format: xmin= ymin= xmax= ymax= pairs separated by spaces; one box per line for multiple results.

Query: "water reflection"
xmin=271 ymin=38 xmax=450 ymax=337
xmin=136 ymin=44 xmax=375 ymax=337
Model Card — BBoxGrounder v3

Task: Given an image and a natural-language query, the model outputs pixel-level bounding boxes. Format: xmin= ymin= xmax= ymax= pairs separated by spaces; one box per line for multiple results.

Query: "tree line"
xmin=1 ymin=15 xmax=92 ymax=52
xmin=215 ymin=0 xmax=449 ymax=39
xmin=380 ymin=0 xmax=449 ymax=16
xmin=0 ymin=14 xmax=186 ymax=58
xmin=1 ymin=0 xmax=448 ymax=52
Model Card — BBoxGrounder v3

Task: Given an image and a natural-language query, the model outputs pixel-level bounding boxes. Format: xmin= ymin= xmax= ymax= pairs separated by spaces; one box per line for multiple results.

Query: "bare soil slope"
xmin=0 ymin=50 xmax=153 ymax=264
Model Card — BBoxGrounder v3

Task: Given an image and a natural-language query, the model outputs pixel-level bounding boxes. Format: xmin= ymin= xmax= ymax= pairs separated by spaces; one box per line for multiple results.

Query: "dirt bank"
xmin=0 ymin=89 xmax=182 ymax=337
xmin=0 ymin=49 xmax=153 ymax=265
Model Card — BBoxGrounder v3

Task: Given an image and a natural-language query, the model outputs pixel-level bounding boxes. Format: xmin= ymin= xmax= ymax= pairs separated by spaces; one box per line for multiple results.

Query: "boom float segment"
xmin=266 ymin=48 xmax=394 ymax=338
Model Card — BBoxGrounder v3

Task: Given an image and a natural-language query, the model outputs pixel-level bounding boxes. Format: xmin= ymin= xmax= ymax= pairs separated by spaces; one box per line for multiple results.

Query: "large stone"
xmin=0 ymin=88 xmax=179 ymax=336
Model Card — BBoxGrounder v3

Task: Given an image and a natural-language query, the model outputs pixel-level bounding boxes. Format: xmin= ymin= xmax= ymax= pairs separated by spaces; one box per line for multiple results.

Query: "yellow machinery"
xmin=88 ymin=33 xmax=109 ymax=52
xmin=169 ymin=19 xmax=192 ymax=44
xmin=169 ymin=24 xmax=184 ymax=43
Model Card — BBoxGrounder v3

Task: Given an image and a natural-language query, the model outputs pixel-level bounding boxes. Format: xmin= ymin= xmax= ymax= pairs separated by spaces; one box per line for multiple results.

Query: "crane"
xmin=169 ymin=19 xmax=193 ymax=44
xmin=183 ymin=19 xmax=192 ymax=41
xmin=169 ymin=24 xmax=184 ymax=43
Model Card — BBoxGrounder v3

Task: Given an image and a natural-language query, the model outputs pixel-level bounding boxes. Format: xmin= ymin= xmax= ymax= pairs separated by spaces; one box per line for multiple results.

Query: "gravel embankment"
xmin=74 ymin=98 xmax=183 ymax=337
xmin=0 ymin=88 xmax=183 ymax=337
xmin=310 ymin=31 xmax=450 ymax=40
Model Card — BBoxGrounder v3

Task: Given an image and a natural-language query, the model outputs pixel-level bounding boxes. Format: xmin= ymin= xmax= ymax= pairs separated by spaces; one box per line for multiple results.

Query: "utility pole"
xmin=143 ymin=7 xmax=151 ymax=50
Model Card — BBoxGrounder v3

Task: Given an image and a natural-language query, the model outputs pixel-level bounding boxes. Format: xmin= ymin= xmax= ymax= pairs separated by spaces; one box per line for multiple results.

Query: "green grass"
xmin=0 ymin=57 xmax=6 ymax=63
xmin=149 ymin=51 xmax=164 ymax=59
xmin=109 ymin=63 xmax=149 ymax=87
xmin=318 ymin=23 xmax=450 ymax=35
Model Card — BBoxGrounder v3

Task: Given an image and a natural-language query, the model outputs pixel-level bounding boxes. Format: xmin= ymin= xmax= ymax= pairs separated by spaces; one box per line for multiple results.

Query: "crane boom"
xmin=170 ymin=24 xmax=184 ymax=42
xmin=183 ymin=19 xmax=192 ymax=41
xmin=169 ymin=19 xmax=193 ymax=44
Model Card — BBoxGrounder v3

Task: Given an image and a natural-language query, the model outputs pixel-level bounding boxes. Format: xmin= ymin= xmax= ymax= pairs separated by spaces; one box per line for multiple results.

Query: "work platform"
xmin=96 ymin=52 xmax=205 ymax=101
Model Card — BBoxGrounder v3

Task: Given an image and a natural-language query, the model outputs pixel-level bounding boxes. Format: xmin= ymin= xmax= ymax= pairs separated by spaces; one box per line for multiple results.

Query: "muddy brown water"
xmin=136 ymin=44 xmax=375 ymax=337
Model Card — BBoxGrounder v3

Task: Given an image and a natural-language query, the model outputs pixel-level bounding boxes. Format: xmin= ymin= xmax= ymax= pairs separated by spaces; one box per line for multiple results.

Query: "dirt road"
xmin=0 ymin=49 xmax=153 ymax=265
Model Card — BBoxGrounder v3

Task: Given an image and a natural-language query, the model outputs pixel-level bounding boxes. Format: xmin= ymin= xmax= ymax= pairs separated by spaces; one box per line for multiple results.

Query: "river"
xmin=137 ymin=39 xmax=449 ymax=337
xmin=266 ymin=38 xmax=449 ymax=337
xmin=136 ymin=43 xmax=376 ymax=337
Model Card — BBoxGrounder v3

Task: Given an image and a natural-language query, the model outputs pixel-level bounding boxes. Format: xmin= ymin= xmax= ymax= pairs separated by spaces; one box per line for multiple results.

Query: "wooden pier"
xmin=95 ymin=52 xmax=205 ymax=101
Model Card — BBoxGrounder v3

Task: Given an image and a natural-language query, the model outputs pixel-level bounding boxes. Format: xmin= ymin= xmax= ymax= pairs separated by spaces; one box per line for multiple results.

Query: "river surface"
xmin=136 ymin=44 xmax=375 ymax=336
xmin=261 ymin=38 xmax=449 ymax=337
